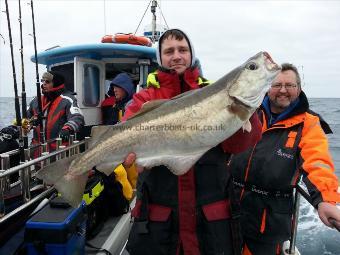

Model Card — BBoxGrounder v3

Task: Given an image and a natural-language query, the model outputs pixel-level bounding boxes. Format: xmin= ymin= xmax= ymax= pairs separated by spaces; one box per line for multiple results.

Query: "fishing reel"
xmin=12 ymin=116 xmax=43 ymax=133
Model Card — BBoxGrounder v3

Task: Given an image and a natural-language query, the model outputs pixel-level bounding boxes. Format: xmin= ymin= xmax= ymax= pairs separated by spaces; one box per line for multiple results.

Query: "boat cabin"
xmin=31 ymin=43 xmax=158 ymax=128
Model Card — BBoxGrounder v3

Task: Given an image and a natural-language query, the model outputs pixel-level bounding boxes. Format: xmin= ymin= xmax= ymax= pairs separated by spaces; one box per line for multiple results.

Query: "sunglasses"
xmin=41 ymin=79 xmax=51 ymax=84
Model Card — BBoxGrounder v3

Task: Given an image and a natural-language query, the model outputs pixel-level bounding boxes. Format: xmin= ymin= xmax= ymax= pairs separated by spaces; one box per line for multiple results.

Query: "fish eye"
xmin=246 ymin=62 xmax=258 ymax=70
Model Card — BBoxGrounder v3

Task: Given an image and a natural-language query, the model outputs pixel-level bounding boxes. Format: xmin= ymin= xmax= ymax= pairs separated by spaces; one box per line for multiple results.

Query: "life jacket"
xmin=28 ymin=91 xmax=84 ymax=155
xmin=146 ymin=70 xmax=211 ymax=89
xmin=101 ymin=96 xmax=125 ymax=125
xmin=122 ymin=67 xmax=211 ymax=121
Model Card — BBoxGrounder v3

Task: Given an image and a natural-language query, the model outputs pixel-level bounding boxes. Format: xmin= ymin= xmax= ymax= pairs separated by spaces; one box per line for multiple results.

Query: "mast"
xmin=151 ymin=0 xmax=157 ymax=43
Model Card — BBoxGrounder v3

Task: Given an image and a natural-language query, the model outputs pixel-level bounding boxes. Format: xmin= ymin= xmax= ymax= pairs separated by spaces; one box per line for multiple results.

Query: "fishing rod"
xmin=4 ymin=0 xmax=21 ymax=124
xmin=30 ymin=0 xmax=45 ymax=144
xmin=18 ymin=0 xmax=29 ymax=151
xmin=4 ymin=0 xmax=25 ymax=163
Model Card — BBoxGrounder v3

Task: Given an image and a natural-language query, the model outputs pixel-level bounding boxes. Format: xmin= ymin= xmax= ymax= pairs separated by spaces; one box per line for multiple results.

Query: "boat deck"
xmin=86 ymin=198 xmax=135 ymax=255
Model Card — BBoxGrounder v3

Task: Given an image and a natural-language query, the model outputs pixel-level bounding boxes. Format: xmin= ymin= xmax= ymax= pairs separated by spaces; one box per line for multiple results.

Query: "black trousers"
xmin=243 ymin=237 xmax=282 ymax=255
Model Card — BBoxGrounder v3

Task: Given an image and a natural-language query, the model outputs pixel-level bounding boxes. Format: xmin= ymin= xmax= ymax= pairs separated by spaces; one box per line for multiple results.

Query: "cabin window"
xmin=51 ymin=63 xmax=74 ymax=92
xmin=83 ymin=64 xmax=100 ymax=106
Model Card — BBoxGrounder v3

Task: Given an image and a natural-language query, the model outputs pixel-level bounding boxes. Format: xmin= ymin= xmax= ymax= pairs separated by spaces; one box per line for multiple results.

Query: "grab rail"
xmin=286 ymin=183 xmax=340 ymax=255
xmin=0 ymin=136 xmax=91 ymax=219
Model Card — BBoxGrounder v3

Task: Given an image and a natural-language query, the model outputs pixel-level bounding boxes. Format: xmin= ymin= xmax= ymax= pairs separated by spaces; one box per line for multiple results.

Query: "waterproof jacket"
xmin=125 ymin=67 xmax=262 ymax=255
xmin=27 ymin=90 xmax=84 ymax=151
xmin=230 ymin=91 xmax=340 ymax=243
xmin=101 ymin=73 xmax=135 ymax=125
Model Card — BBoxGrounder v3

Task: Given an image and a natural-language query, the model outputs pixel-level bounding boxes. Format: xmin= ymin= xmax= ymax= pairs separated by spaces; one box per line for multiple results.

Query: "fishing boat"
xmin=1 ymin=1 xmax=339 ymax=255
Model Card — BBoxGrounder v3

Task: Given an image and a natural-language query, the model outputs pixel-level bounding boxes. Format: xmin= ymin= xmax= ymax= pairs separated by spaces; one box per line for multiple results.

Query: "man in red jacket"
xmin=123 ymin=29 xmax=262 ymax=255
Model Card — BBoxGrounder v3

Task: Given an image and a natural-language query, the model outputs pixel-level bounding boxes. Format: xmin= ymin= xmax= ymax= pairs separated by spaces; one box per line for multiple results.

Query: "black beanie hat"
xmin=42 ymin=71 xmax=65 ymax=87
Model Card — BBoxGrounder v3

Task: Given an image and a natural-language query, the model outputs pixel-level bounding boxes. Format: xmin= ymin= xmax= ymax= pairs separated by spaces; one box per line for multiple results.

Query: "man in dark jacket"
xmin=101 ymin=73 xmax=135 ymax=125
xmin=27 ymin=71 xmax=84 ymax=153
xmin=101 ymin=73 xmax=138 ymax=201
xmin=0 ymin=125 xmax=20 ymax=168
xmin=229 ymin=63 xmax=340 ymax=255
xmin=122 ymin=28 xmax=263 ymax=255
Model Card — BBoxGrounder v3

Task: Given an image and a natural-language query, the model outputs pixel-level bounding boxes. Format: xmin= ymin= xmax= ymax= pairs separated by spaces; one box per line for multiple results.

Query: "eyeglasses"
xmin=41 ymin=79 xmax=51 ymax=84
xmin=271 ymin=83 xmax=297 ymax=91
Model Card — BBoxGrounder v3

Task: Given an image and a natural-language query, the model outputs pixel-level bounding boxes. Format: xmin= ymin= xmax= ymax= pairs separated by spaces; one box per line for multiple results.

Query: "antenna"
xmin=142 ymin=0 xmax=168 ymax=43
xmin=151 ymin=0 xmax=157 ymax=43
xmin=298 ymin=65 xmax=305 ymax=88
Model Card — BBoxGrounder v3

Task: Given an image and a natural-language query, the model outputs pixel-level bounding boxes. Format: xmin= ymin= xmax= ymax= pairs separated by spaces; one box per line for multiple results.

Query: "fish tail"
xmin=36 ymin=155 xmax=88 ymax=207
xmin=54 ymin=172 xmax=88 ymax=208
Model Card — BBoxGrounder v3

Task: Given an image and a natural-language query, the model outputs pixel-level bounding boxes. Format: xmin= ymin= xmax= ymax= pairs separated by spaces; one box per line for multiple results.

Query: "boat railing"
xmin=286 ymin=182 xmax=340 ymax=255
xmin=0 ymin=135 xmax=91 ymax=221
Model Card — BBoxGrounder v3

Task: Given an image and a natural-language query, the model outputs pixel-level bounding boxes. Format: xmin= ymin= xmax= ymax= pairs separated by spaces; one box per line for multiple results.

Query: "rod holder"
xmin=0 ymin=170 xmax=5 ymax=217
xmin=0 ymin=154 xmax=11 ymax=191
xmin=20 ymin=164 xmax=31 ymax=202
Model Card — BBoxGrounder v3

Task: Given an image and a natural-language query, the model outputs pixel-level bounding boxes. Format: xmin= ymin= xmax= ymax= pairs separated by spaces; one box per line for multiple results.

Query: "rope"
xmin=158 ymin=4 xmax=169 ymax=29
xmin=103 ymin=0 xmax=107 ymax=35
xmin=134 ymin=0 xmax=152 ymax=35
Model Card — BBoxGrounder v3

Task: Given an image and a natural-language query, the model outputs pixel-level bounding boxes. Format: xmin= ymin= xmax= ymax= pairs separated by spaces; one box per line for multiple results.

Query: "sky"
xmin=0 ymin=0 xmax=340 ymax=98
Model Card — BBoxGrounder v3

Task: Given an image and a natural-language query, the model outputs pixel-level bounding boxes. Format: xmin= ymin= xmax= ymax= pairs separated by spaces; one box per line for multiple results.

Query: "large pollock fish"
xmin=37 ymin=51 xmax=280 ymax=207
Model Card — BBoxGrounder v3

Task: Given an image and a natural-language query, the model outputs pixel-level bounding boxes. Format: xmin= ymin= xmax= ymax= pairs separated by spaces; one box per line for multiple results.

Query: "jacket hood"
xmin=110 ymin=73 xmax=135 ymax=102
xmin=156 ymin=28 xmax=196 ymax=69
xmin=42 ymin=71 xmax=65 ymax=87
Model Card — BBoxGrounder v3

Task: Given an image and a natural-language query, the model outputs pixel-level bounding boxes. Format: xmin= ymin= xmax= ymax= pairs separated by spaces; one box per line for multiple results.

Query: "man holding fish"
xmin=37 ymin=29 xmax=280 ymax=254
xmin=123 ymin=29 xmax=278 ymax=255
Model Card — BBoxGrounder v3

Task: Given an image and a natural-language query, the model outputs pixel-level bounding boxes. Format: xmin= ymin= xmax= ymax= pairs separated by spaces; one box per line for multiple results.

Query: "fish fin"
xmin=54 ymin=173 xmax=88 ymax=208
xmin=136 ymin=150 xmax=207 ymax=176
xmin=36 ymin=155 xmax=78 ymax=184
xmin=36 ymin=155 xmax=87 ymax=207
xmin=228 ymin=102 xmax=250 ymax=121
xmin=171 ymin=90 xmax=197 ymax=100
xmin=127 ymin=99 xmax=169 ymax=120
xmin=242 ymin=120 xmax=252 ymax=133
xmin=127 ymin=90 xmax=198 ymax=121
xmin=89 ymin=125 xmax=114 ymax=148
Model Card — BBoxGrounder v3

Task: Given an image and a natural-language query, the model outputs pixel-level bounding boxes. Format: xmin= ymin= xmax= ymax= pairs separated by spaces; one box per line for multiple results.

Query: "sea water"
xmin=1 ymin=97 xmax=340 ymax=254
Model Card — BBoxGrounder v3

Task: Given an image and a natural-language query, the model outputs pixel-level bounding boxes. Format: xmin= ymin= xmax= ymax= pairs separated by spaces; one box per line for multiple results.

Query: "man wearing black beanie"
xmin=26 ymin=71 xmax=84 ymax=153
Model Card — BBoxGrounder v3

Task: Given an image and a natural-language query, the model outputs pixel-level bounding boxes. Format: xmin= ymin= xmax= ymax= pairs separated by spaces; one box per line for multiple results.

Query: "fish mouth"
xmin=231 ymin=96 xmax=253 ymax=109
xmin=263 ymin=52 xmax=281 ymax=72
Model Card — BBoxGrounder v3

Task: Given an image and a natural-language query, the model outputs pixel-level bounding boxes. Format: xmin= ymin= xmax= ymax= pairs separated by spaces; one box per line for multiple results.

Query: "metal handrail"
xmin=0 ymin=187 xmax=56 ymax=224
xmin=0 ymin=139 xmax=87 ymax=177
xmin=0 ymin=136 xmax=90 ymax=219
xmin=0 ymin=137 xmax=59 ymax=157
xmin=286 ymin=183 xmax=340 ymax=254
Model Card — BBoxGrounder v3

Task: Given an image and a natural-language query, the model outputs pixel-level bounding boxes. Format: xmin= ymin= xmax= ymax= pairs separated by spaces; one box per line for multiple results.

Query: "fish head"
xmin=228 ymin=51 xmax=280 ymax=109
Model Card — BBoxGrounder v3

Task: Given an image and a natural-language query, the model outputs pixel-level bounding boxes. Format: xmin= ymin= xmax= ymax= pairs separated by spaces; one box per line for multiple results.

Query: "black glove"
xmin=0 ymin=125 xmax=19 ymax=140
xmin=59 ymin=128 xmax=73 ymax=142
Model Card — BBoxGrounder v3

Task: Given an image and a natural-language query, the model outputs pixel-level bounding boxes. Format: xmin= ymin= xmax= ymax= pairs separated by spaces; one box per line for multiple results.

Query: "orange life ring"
xmin=101 ymin=33 xmax=152 ymax=47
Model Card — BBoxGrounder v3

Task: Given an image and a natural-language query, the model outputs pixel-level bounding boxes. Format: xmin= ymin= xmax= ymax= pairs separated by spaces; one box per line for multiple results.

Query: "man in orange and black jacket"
xmin=229 ymin=63 xmax=340 ymax=255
